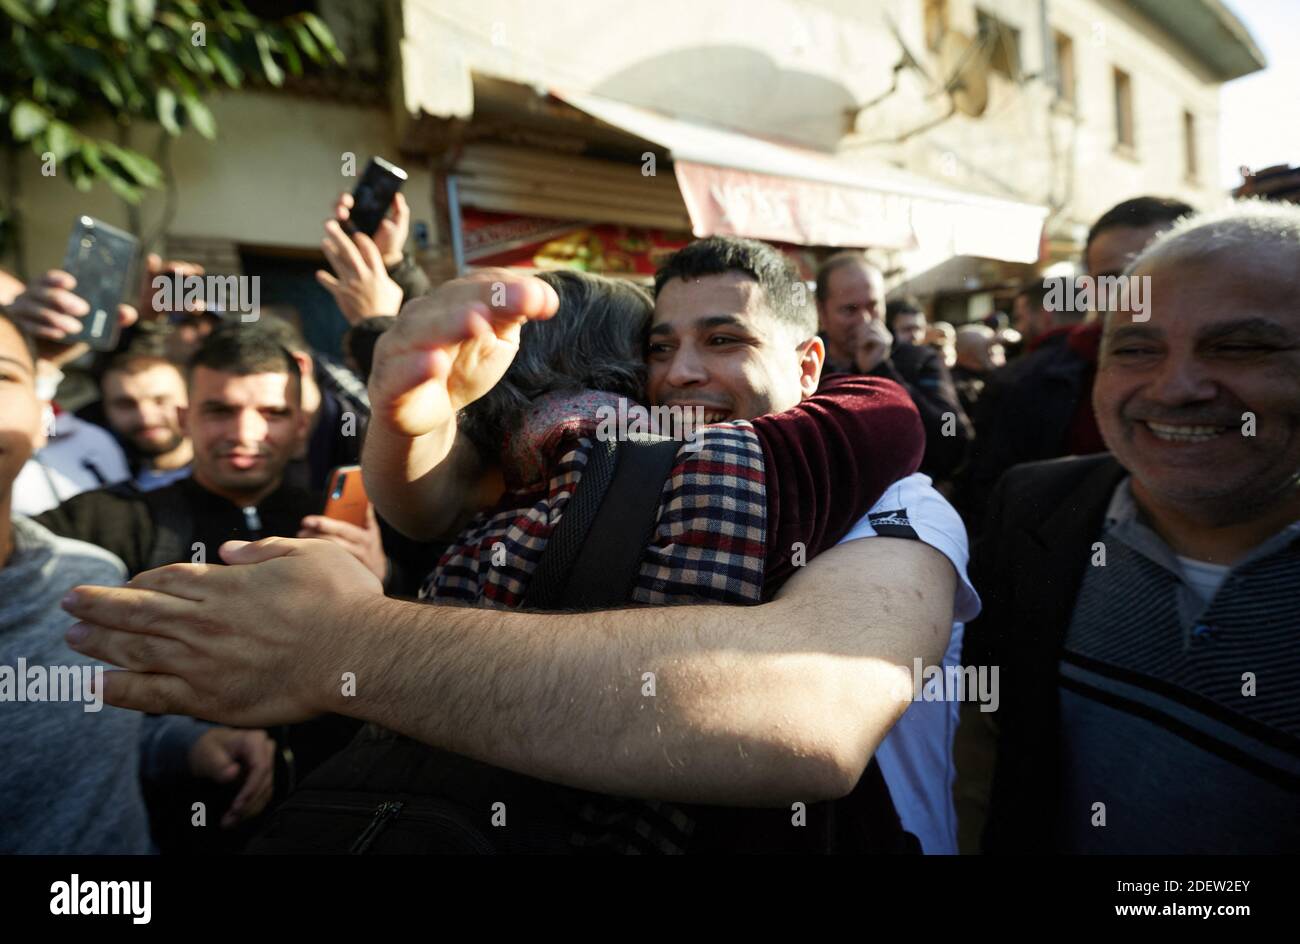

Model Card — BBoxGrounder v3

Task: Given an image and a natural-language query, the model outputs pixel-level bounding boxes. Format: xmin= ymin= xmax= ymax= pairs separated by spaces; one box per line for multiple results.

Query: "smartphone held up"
xmin=60 ymin=216 xmax=139 ymax=351
xmin=345 ymin=157 xmax=407 ymax=237
xmin=323 ymin=465 xmax=370 ymax=530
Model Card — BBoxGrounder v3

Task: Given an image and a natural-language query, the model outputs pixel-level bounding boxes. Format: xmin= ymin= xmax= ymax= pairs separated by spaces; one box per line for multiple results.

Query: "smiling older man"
xmin=968 ymin=200 xmax=1300 ymax=854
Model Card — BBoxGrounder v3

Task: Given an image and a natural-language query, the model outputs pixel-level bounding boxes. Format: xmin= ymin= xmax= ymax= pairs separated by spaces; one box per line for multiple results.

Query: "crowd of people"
xmin=1 ymin=186 xmax=1297 ymax=855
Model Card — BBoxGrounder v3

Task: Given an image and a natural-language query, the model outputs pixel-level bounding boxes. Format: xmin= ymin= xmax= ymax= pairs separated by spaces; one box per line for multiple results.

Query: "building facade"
xmin=4 ymin=0 xmax=1265 ymax=334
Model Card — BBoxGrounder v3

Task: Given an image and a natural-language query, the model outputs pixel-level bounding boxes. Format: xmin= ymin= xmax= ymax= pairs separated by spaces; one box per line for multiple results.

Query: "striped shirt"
xmin=1057 ymin=478 xmax=1300 ymax=853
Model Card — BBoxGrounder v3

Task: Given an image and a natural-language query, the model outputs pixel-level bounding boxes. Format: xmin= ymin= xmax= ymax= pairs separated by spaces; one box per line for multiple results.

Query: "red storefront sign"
xmin=461 ymin=208 xmax=820 ymax=279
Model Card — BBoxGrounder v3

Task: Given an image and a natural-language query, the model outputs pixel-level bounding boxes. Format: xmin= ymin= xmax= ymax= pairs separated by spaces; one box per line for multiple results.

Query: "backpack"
xmin=245 ymin=437 xmax=919 ymax=854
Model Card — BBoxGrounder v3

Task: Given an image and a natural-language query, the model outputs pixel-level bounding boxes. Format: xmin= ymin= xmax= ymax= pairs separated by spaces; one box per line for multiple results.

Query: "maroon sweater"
xmin=426 ymin=374 xmax=924 ymax=606
xmin=753 ymin=374 xmax=925 ymax=596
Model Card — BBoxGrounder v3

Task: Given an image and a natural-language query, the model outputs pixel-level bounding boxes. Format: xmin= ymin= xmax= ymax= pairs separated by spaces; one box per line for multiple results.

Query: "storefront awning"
xmin=553 ymin=90 xmax=1048 ymax=265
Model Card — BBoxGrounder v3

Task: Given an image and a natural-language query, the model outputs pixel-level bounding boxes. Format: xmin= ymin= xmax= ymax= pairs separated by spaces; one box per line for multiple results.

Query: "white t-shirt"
xmin=12 ymin=413 xmax=129 ymax=516
xmin=836 ymin=472 xmax=980 ymax=854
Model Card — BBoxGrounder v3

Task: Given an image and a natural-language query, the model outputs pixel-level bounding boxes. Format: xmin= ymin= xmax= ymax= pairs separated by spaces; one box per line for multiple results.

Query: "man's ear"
xmin=291 ymin=350 xmax=312 ymax=380
xmin=798 ymin=336 xmax=825 ymax=400
xmin=177 ymin=402 xmax=190 ymax=432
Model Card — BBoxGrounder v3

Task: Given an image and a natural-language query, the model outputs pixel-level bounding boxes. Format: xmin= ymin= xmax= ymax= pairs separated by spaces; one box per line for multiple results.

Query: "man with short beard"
xmin=98 ymin=345 xmax=193 ymax=492
xmin=970 ymin=201 xmax=1300 ymax=853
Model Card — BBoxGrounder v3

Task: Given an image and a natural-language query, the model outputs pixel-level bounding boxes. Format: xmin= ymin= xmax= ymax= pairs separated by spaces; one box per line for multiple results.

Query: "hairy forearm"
xmin=322 ymin=540 xmax=954 ymax=806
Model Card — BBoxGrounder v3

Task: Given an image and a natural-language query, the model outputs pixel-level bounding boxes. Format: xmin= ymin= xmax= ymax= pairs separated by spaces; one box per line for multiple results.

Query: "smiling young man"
xmin=650 ymin=238 xmax=981 ymax=853
xmin=36 ymin=324 xmax=384 ymax=816
xmin=970 ymin=201 xmax=1300 ymax=853
xmin=37 ymin=325 xmax=319 ymax=577
xmin=58 ymin=238 xmax=975 ymax=854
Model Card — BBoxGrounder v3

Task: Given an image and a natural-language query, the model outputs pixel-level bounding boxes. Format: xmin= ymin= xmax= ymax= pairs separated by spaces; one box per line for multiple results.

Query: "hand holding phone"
xmin=299 ymin=466 xmax=386 ymax=581
xmin=3 ymin=268 xmax=138 ymax=366
xmin=60 ymin=216 xmax=139 ymax=351
xmin=321 ymin=464 xmax=370 ymax=528
xmin=344 ymin=158 xmax=407 ymax=239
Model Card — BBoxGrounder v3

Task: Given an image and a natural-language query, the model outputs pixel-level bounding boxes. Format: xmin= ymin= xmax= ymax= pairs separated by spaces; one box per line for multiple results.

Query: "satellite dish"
xmin=938 ymin=30 xmax=989 ymax=117
xmin=847 ymin=13 xmax=932 ymax=126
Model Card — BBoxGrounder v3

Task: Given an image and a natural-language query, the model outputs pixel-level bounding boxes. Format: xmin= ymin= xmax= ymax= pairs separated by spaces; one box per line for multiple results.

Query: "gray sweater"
xmin=0 ymin=517 xmax=211 ymax=853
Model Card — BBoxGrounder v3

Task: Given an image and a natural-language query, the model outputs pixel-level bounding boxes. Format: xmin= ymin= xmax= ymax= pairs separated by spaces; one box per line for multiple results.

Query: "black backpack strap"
xmin=561 ymin=437 xmax=680 ymax=609
xmin=522 ymin=437 xmax=680 ymax=611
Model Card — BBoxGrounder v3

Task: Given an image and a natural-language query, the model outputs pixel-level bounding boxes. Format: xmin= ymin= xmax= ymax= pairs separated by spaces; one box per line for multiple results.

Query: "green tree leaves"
xmin=0 ymin=1 xmax=346 ymax=209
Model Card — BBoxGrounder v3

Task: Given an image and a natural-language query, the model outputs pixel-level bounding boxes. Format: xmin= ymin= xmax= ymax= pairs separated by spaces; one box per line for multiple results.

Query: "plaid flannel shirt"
xmin=419 ymin=422 xmax=769 ymax=853
xmin=422 ymin=423 xmax=768 ymax=608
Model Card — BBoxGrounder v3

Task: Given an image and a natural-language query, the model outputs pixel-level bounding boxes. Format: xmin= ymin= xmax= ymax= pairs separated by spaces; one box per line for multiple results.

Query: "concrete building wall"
xmin=7 ymin=0 xmax=1247 ymax=284
xmin=403 ymin=0 xmax=1243 ymax=266
xmin=842 ymin=0 xmax=1228 ymax=249
xmin=12 ymin=91 xmax=433 ymax=283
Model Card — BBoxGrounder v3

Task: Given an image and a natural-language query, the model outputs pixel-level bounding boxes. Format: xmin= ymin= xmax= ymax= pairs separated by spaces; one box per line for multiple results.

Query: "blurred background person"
xmin=95 ymin=342 xmax=192 ymax=492
xmin=816 ymin=253 xmax=971 ymax=482
xmin=925 ymin=320 xmax=957 ymax=368
xmin=887 ymin=296 xmax=928 ymax=347
xmin=951 ymin=324 xmax=1004 ymax=418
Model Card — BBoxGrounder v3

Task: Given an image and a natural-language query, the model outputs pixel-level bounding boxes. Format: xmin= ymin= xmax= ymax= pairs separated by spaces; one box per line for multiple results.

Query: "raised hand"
xmin=367 ymin=269 xmax=559 ymax=438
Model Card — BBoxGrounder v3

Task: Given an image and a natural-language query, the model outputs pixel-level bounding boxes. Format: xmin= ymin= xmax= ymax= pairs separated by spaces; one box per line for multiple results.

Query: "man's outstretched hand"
xmin=368 ymin=268 xmax=559 ymax=439
xmin=62 ymin=538 xmax=382 ymax=727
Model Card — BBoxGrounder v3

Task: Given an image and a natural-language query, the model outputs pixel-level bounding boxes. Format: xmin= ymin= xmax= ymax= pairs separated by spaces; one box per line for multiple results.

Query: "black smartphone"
xmin=60 ymin=216 xmax=139 ymax=351
xmin=346 ymin=157 xmax=407 ymax=237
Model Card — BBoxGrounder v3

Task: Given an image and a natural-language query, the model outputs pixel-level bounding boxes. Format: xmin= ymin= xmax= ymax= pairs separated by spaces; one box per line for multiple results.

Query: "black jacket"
xmin=960 ymin=332 xmax=1094 ymax=526
xmin=823 ymin=340 xmax=972 ymax=481
xmin=963 ymin=453 xmax=1127 ymax=853
xmin=35 ymin=475 xmax=321 ymax=577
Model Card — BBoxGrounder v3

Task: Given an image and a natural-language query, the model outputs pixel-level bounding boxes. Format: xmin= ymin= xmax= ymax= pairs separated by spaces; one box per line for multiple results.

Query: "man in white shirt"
xmin=844 ymin=474 xmax=981 ymax=853
xmin=13 ymin=386 xmax=130 ymax=517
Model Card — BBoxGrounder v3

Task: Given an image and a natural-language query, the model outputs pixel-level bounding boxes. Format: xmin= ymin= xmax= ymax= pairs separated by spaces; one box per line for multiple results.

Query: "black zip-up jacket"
xmin=35 ymin=475 xmax=321 ymax=577
xmin=821 ymin=339 xmax=972 ymax=481
xmin=964 ymin=453 xmax=1127 ymax=853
